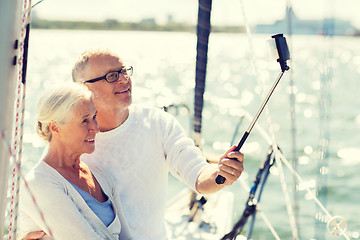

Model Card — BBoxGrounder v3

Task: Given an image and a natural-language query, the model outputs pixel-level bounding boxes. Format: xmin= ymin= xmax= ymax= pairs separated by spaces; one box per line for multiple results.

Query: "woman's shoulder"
xmin=20 ymin=161 xmax=68 ymax=205
xmin=24 ymin=161 xmax=56 ymax=184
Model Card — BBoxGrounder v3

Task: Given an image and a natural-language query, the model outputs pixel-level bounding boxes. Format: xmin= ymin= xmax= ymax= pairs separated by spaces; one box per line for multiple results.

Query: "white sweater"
xmin=82 ymin=105 xmax=208 ymax=240
xmin=19 ymin=161 xmax=133 ymax=240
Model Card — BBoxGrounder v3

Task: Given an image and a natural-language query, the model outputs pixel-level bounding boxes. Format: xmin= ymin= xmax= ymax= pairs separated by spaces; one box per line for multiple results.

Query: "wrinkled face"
xmin=81 ymin=54 xmax=132 ymax=113
xmin=58 ymin=98 xmax=99 ymax=155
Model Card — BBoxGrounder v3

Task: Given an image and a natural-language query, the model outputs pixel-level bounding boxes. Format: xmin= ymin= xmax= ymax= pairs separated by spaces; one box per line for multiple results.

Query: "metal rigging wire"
xmin=315 ymin=0 xmax=335 ymax=238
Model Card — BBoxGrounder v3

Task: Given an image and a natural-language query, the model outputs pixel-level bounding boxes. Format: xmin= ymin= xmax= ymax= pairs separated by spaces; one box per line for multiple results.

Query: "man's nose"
xmin=116 ymin=74 xmax=129 ymax=84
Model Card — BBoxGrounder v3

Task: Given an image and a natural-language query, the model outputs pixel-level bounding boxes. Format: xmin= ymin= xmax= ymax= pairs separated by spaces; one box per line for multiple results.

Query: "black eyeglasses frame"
xmin=82 ymin=66 xmax=133 ymax=84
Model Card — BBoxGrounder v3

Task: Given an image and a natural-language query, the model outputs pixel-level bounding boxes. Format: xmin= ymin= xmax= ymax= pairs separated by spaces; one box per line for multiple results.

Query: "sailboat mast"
xmin=194 ymin=0 xmax=212 ymax=147
xmin=0 ymin=0 xmax=23 ymax=236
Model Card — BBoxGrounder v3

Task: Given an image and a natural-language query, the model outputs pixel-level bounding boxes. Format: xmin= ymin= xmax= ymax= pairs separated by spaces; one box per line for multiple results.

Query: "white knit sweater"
xmin=82 ymin=105 xmax=208 ymax=240
xmin=19 ymin=161 xmax=133 ymax=240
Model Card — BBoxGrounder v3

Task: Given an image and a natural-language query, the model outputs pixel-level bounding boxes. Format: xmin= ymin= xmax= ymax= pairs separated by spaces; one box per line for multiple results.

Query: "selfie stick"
xmin=215 ymin=34 xmax=290 ymax=184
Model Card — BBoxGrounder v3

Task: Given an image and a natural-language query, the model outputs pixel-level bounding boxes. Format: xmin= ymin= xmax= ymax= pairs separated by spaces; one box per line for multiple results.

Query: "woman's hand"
xmin=22 ymin=231 xmax=46 ymax=240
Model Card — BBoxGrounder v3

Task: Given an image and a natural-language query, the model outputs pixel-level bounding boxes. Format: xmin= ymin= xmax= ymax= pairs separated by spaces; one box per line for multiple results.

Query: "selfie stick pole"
xmin=215 ymin=34 xmax=290 ymax=184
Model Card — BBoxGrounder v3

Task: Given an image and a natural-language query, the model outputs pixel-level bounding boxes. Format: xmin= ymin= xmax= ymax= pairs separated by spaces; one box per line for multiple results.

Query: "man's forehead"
xmin=87 ymin=55 xmax=124 ymax=73
xmin=91 ymin=54 xmax=123 ymax=66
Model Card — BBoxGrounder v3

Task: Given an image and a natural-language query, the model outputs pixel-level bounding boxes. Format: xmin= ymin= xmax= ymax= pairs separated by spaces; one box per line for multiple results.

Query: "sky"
xmin=32 ymin=0 xmax=360 ymax=29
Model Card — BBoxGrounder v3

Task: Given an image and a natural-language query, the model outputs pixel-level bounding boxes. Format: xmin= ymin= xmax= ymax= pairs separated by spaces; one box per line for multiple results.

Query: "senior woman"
xmin=19 ymin=83 xmax=133 ymax=240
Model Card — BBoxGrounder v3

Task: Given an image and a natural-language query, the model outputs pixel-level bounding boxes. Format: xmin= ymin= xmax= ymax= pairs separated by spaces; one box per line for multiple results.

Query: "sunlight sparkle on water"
xmin=286 ymin=85 xmax=298 ymax=95
xmin=340 ymin=50 xmax=352 ymax=63
xmin=355 ymin=115 xmax=360 ymax=124
xmin=298 ymin=179 xmax=316 ymax=192
xmin=311 ymin=81 xmax=321 ymax=90
xmin=296 ymin=92 xmax=317 ymax=104
xmin=337 ymin=147 xmax=360 ymax=165
xmin=304 ymin=109 xmax=313 ymax=118
xmin=304 ymin=145 xmax=313 ymax=154
xmin=241 ymin=142 xmax=261 ymax=154
xmin=298 ymin=155 xmax=310 ymax=165
xmin=224 ymin=83 xmax=239 ymax=96
xmin=219 ymin=65 xmax=231 ymax=82
xmin=296 ymin=92 xmax=306 ymax=103
xmin=239 ymin=90 xmax=253 ymax=106
xmin=353 ymin=55 xmax=360 ymax=65
xmin=23 ymin=133 xmax=46 ymax=148
xmin=319 ymin=166 xmax=329 ymax=175
xmin=305 ymin=190 xmax=317 ymax=200
xmin=212 ymin=141 xmax=230 ymax=151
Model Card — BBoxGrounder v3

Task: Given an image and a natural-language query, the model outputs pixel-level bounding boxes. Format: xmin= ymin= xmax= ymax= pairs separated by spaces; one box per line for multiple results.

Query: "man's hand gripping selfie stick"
xmin=215 ymin=34 xmax=290 ymax=185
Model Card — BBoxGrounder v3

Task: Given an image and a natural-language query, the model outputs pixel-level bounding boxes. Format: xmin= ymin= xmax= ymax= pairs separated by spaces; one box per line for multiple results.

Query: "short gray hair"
xmin=71 ymin=48 xmax=120 ymax=83
xmin=37 ymin=83 xmax=93 ymax=142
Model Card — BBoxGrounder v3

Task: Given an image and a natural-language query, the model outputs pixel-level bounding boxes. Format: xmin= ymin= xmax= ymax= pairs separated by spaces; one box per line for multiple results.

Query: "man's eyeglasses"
xmin=82 ymin=66 xmax=133 ymax=84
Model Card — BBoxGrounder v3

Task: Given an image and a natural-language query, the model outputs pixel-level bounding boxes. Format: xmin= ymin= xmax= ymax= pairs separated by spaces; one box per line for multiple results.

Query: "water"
xmin=15 ymin=29 xmax=360 ymax=239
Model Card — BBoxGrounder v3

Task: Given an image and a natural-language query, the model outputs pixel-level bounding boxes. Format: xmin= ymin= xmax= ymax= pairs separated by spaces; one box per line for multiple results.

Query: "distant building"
xmin=167 ymin=14 xmax=174 ymax=24
xmin=140 ymin=18 xmax=156 ymax=25
xmin=255 ymin=7 xmax=358 ymax=36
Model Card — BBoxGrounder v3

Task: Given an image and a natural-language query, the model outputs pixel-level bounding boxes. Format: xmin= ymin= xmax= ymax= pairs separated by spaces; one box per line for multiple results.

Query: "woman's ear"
xmin=48 ymin=121 xmax=60 ymax=135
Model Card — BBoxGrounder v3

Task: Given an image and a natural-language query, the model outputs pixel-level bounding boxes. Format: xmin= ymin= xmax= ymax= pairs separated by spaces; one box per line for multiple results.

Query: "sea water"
xmin=13 ymin=29 xmax=360 ymax=239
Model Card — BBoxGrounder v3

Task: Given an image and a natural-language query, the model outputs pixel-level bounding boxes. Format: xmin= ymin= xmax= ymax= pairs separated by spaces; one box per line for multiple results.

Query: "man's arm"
xmin=195 ymin=145 xmax=244 ymax=194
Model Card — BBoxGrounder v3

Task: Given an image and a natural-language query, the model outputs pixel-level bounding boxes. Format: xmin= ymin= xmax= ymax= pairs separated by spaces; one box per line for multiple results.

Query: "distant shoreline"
xmin=30 ymin=18 xmax=246 ymax=33
xmin=30 ymin=18 xmax=360 ymax=36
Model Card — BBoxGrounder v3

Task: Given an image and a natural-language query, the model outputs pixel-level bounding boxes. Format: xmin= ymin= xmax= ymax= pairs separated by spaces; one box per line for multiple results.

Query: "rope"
xmin=6 ymin=0 xmax=31 ymax=239
xmin=285 ymin=0 xmax=300 ymax=235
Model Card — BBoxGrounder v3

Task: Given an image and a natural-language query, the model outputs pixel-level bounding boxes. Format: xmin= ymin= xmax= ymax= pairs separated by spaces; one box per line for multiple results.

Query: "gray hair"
xmin=37 ymin=83 xmax=93 ymax=142
xmin=71 ymin=48 xmax=120 ymax=83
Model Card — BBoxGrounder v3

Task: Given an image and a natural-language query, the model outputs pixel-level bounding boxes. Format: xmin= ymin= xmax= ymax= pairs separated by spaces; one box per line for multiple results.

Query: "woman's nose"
xmin=89 ymin=119 xmax=100 ymax=134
